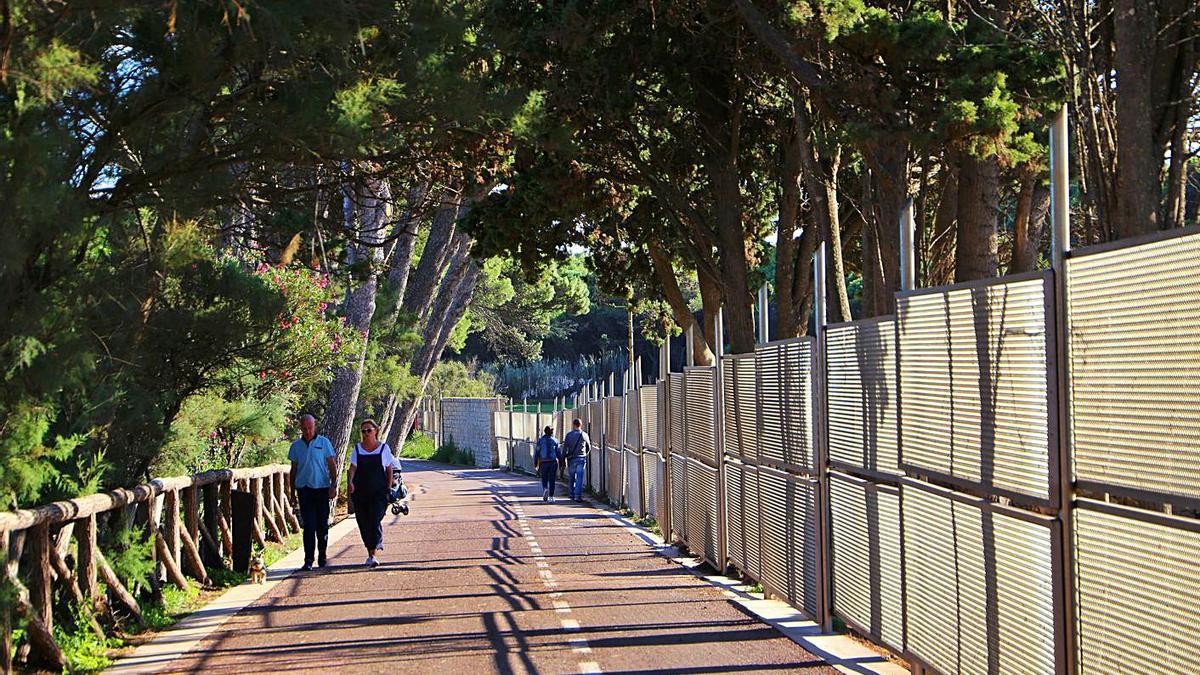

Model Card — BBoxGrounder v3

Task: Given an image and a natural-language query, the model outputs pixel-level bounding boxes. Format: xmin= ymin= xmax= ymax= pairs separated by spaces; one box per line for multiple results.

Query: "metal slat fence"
xmin=476 ymin=225 xmax=1200 ymax=675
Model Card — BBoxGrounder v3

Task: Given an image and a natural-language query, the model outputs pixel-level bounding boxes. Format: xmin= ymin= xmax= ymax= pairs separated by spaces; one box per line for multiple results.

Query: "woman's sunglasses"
xmin=360 ymin=427 xmax=376 ymax=434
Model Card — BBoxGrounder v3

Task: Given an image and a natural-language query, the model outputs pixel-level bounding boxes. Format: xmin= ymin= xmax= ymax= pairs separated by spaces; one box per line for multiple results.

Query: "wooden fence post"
xmin=249 ymin=478 xmax=267 ymax=549
xmin=2 ymin=530 xmax=12 ymax=672
xmin=219 ymin=478 xmax=234 ymax=555
xmin=144 ymin=492 xmax=168 ymax=595
xmin=78 ymin=513 xmax=98 ymax=601
xmin=155 ymin=491 xmax=190 ymax=591
xmin=28 ymin=524 xmax=52 ymax=636
xmin=202 ymin=483 xmax=222 ymax=566
xmin=279 ymin=471 xmax=301 ymax=532
xmin=271 ymin=473 xmax=290 ymax=536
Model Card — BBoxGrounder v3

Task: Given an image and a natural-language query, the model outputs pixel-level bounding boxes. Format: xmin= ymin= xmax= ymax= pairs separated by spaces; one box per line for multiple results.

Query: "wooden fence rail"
xmin=0 ymin=463 xmax=299 ymax=672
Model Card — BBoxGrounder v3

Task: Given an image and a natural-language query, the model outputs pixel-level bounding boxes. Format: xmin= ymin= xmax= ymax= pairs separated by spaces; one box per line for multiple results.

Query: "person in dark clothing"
xmin=535 ymin=426 xmax=562 ymax=502
xmin=288 ymin=414 xmax=337 ymax=571
xmin=561 ymin=418 xmax=593 ymax=502
xmin=347 ymin=419 xmax=395 ymax=567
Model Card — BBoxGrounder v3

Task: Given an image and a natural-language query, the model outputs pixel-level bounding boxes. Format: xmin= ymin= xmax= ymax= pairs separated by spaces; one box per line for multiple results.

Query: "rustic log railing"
xmin=0 ymin=463 xmax=300 ymax=671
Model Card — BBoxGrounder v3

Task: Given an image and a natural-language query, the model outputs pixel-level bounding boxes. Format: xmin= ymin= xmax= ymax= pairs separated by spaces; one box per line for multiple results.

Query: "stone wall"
xmin=440 ymin=397 xmax=500 ymax=467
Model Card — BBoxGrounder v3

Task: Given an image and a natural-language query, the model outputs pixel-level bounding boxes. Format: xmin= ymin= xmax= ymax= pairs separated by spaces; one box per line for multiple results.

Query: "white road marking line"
xmin=553 ymin=600 xmax=571 ymax=613
xmin=560 ymin=618 xmax=581 ymax=631
xmin=579 ymin=661 xmax=602 ymax=673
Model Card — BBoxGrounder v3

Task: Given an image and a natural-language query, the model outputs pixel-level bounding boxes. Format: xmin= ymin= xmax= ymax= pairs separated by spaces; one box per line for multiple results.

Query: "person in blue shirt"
xmin=535 ymin=426 xmax=562 ymax=502
xmin=288 ymin=414 xmax=337 ymax=571
xmin=561 ymin=418 xmax=593 ymax=502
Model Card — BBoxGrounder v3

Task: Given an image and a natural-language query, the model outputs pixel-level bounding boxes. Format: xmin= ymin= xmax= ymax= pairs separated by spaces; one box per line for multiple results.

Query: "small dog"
xmin=249 ymin=554 xmax=266 ymax=584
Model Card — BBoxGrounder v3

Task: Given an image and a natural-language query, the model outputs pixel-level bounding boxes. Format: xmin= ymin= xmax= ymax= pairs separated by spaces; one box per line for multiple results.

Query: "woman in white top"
xmin=347 ymin=419 xmax=396 ymax=567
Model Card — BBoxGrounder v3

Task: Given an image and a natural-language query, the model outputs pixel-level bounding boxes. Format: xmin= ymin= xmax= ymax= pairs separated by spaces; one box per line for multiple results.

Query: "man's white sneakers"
xmin=365 ymin=555 xmax=379 ymax=567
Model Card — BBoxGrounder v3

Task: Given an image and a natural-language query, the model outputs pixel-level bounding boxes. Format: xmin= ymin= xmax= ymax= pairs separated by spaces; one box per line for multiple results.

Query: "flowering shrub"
xmin=249 ymin=263 xmax=363 ymax=393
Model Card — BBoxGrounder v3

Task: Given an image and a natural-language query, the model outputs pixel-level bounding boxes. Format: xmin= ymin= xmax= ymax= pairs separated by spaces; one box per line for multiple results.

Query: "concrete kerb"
xmin=579 ymin=494 xmax=908 ymax=675
xmin=106 ymin=517 xmax=358 ymax=675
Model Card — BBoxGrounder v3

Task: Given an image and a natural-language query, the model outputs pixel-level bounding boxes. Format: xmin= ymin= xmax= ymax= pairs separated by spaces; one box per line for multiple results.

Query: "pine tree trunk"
xmin=648 ymin=244 xmax=714 ymax=365
xmin=1112 ymin=0 xmax=1162 ymax=238
xmin=863 ymin=141 xmax=907 ymax=316
xmin=954 ymin=153 xmax=1000 ymax=282
xmin=325 ymin=176 xmax=389 ymax=497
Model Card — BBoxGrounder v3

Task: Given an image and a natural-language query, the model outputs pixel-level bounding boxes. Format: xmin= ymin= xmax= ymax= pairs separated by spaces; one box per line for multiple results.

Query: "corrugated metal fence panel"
xmin=589 ymin=443 xmax=604 ymax=493
xmin=670 ymin=373 xmax=685 ymax=454
xmin=722 ymin=354 xmax=758 ymax=461
xmin=685 ymin=458 xmax=719 ymax=566
xmin=902 ymin=484 xmax=960 ymax=675
xmin=640 ymin=385 xmax=659 ymax=451
xmin=744 ymin=464 xmax=762 ymax=581
xmin=590 ymin=401 xmax=604 ymax=441
xmin=493 ymin=411 xmax=510 ymax=439
xmin=1074 ymin=504 xmax=1200 ymax=674
xmin=786 ymin=475 xmax=820 ymax=616
xmin=726 ymin=460 xmax=746 ymax=572
xmin=903 ymin=482 xmax=1058 ymax=675
xmin=671 ymin=453 xmax=687 ymax=541
xmin=642 ymin=451 xmax=660 ymax=518
xmin=607 ymin=447 xmax=623 ymax=504
xmin=722 ymin=359 xmax=741 ymax=459
xmin=625 ymin=449 xmax=642 ymax=513
xmin=758 ymin=344 xmax=786 ymax=466
xmin=625 ymin=393 xmax=639 ymax=449
xmin=829 ymin=473 xmax=904 ymax=653
xmin=1067 ymin=232 xmax=1200 ymax=500
xmin=759 ymin=467 xmax=791 ymax=601
xmin=605 ymin=397 xmax=621 ymax=449
xmin=513 ymin=441 xmax=534 ymax=474
xmin=685 ymin=368 xmax=718 ymax=466
xmin=826 ymin=319 xmax=900 ymax=475
xmin=897 ymin=273 xmax=1053 ymax=502
xmin=756 ymin=340 xmax=816 ymax=472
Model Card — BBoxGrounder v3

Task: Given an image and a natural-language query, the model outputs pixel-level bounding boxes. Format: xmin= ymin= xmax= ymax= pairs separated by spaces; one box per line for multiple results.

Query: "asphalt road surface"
xmin=161 ymin=461 xmax=836 ymax=674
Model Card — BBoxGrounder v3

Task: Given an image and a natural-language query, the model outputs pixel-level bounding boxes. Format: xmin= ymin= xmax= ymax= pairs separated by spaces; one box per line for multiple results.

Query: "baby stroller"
xmin=389 ymin=472 xmax=410 ymax=516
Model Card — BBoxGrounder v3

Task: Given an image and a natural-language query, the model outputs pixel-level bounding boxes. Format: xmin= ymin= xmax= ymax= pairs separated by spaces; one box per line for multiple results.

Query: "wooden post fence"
xmin=0 ymin=463 xmax=298 ymax=669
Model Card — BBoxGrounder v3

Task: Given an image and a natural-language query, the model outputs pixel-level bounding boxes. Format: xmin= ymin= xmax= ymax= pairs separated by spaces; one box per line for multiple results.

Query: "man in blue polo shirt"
xmin=289 ymin=414 xmax=337 ymax=571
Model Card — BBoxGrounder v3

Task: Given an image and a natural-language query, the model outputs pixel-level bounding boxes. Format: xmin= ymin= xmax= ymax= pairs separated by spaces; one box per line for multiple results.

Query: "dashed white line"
xmin=506 ymin=492 xmax=601 ymax=674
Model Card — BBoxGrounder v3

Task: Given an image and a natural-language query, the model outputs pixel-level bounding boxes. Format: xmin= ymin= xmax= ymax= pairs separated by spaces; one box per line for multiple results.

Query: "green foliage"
xmin=207 ymin=566 xmax=249 ymax=589
xmin=263 ymin=533 xmax=302 ymax=568
xmin=463 ymin=256 xmax=591 ymax=362
xmin=141 ymin=582 xmax=202 ymax=632
xmin=100 ymin=521 xmax=155 ymax=599
xmin=488 ymin=351 xmax=628 ymax=400
xmin=399 ymin=432 xmax=437 ymax=460
xmin=55 ymin=603 xmax=118 ymax=673
xmin=426 ymin=361 xmax=497 ymax=399
xmin=430 ymin=438 xmax=475 ymax=466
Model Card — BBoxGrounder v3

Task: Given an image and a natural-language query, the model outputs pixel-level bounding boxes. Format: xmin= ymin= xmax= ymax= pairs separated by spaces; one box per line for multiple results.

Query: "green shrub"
xmin=56 ymin=603 xmax=117 ymax=673
xmin=100 ymin=520 xmax=154 ymax=599
xmin=141 ymin=581 xmax=201 ymax=631
xmin=398 ymin=432 xmax=435 ymax=460
xmin=429 ymin=438 xmax=475 ymax=466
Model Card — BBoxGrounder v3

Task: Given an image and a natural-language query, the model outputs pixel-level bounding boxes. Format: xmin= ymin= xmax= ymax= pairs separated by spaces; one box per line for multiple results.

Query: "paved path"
xmin=160 ymin=462 xmax=835 ymax=674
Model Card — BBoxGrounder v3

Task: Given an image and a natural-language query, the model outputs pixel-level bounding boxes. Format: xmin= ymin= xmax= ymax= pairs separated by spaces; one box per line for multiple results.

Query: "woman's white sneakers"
xmin=365 ymin=555 xmax=379 ymax=567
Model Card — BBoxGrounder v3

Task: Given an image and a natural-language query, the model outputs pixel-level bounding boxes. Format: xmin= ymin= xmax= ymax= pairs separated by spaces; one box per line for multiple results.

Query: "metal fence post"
xmin=900 ymin=199 xmax=916 ymax=290
xmin=715 ymin=306 xmax=728 ymax=572
xmin=813 ymin=241 xmax=833 ymax=632
xmin=757 ymin=283 xmax=770 ymax=344
xmin=661 ymin=339 xmax=673 ymax=540
xmin=1050 ymin=103 xmax=1077 ymax=675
